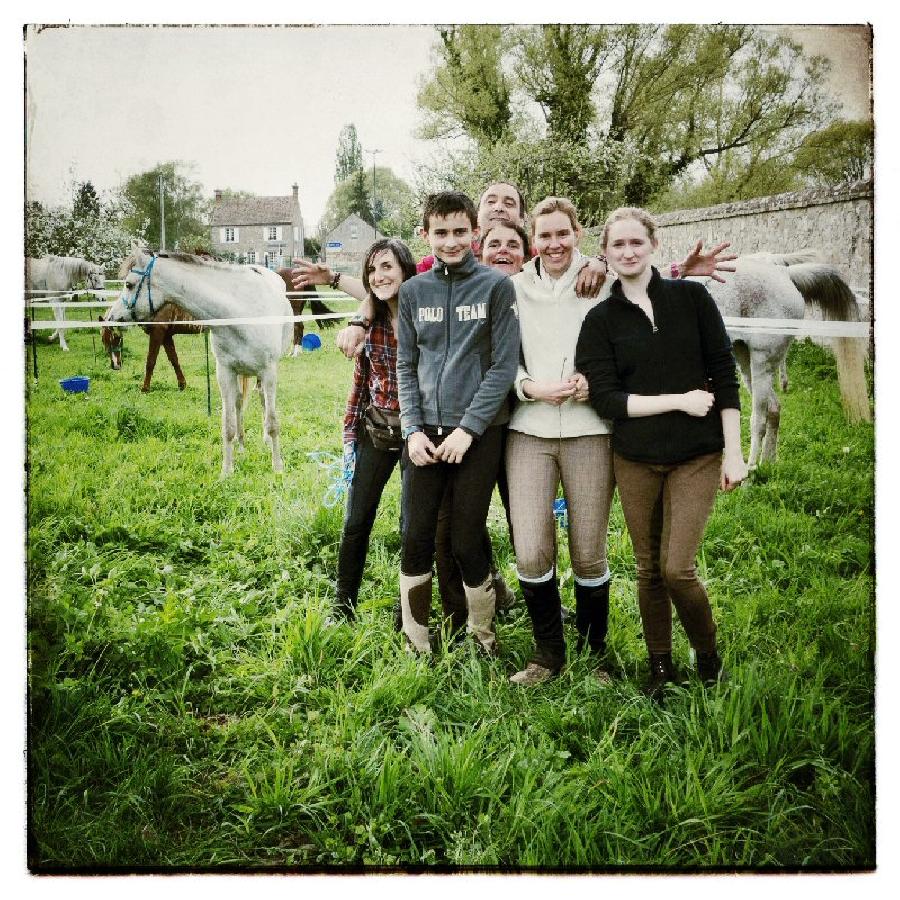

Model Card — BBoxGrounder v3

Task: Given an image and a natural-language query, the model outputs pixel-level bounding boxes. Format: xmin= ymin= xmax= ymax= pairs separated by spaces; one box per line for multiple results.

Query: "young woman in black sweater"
xmin=575 ymin=207 xmax=748 ymax=693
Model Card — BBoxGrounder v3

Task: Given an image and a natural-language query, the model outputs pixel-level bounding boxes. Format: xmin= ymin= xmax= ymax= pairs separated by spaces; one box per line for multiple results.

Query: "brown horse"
xmin=102 ymin=304 xmax=204 ymax=392
xmin=275 ymin=267 xmax=337 ymax=356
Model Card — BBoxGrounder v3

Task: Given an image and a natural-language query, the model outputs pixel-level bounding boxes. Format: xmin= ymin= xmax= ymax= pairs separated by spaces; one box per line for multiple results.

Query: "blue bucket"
xmin=59 ymin=376 xmax=90 ymax=394
xmin=301 ymin=333 xmax=322 ymax=351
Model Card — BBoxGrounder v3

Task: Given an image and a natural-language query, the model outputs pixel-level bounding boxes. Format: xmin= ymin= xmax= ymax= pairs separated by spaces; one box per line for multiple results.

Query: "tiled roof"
xmin=210 ymin=195 xmax=294 ymax=226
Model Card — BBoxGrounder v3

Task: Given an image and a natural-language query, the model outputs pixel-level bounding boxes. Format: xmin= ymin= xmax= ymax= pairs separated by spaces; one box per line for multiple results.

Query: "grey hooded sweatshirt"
xmin=397 ymin=250 xmax=520 ymax=437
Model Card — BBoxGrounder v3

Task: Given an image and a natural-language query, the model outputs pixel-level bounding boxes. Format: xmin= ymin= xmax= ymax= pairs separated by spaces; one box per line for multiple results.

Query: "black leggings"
xmin=401 ymin=426 xmax=503 ymax=586
xmin=335 ymin=430 xmax=402 ymax=609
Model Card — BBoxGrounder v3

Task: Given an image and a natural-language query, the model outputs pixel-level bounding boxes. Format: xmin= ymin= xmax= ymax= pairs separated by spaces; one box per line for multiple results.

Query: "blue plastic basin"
xmin=60 ymin=376 xmax=90 ymax=393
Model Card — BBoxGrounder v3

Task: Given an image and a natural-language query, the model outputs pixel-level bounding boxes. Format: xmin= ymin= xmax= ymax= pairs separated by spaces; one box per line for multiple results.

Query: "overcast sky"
xmin=25 ymin=22 xmax=872 ymax=232
xmin=25 ymin=24 xmax=441 ymax=229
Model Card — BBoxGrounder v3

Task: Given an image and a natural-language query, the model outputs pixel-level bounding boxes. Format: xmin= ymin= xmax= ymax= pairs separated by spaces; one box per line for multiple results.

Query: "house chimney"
xmin=292 ymin=183 xmax=299 ymax=201
xmin=214 ymin=189 xmax=223 ymax=202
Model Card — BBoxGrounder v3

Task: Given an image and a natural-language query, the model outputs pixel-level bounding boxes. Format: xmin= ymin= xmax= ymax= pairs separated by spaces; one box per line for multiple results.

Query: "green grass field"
xmin=25 ymin=309 xmax=874 ymax=871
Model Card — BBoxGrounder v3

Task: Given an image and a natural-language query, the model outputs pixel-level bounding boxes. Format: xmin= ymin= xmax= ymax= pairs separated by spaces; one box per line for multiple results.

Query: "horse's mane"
xmin=49 ymin=255 xmax=98 ymax=275
xmin=120 ymin=249 xmax=243 ymax=277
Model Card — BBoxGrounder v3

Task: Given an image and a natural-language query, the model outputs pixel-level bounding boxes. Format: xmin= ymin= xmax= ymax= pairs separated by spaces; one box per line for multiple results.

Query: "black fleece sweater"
xmin=575 ymin=267 xmax=740 ymax=465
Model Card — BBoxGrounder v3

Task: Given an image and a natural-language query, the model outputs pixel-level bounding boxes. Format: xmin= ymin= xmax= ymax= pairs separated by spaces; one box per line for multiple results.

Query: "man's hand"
xmin=335 ymin=324 xmax=366 ymax=358
xmin=680 ymin=241 xmax=738 ymax=283
xmin=291 ymin=259 xmax=332 ymax=290
xmin=407 ymin=431 xmax=437 ymax=466
xmin=432 ymin=428 xmax=473 ymax=464
xmin=575 ymin=257 xmax=608 ymax=299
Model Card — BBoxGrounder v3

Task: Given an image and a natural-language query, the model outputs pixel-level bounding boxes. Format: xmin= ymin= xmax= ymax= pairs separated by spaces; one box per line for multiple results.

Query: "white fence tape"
xmin=25 ymin=312 xmax=870 ymax=339
xmin=28 ymin=311 xmax=355 ymax=330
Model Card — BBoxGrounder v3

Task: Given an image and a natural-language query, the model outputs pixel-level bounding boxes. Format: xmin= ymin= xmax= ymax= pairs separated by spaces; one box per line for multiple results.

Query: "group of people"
xmin=291 ymin=181 xmax=747 ymax=694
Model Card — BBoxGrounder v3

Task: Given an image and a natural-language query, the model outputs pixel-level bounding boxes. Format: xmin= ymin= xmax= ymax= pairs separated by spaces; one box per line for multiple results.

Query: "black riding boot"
xmin=519 ymin=575 xmax=565 ymax=672
xmin=574 ymin=579 xmax=610 ymax=656
xmin=647 ymin=651 xmax=677 ymax=699
xmin=696 ymin=648 xmax=726 ymax=683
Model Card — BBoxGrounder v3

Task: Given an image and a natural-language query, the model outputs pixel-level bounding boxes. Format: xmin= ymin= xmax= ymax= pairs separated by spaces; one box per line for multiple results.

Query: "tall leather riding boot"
xmin=399 ymin=572 xmax=432 ymax=654
xmin=574 ymin=578 xmax=610 ymax=656
xmin=464 ymin=574 xmax=498 ymax=656
xmin=519 ymin=575 xmax=565 ymax=672
xmin=647 ymin=651 xmax=677 ymax=699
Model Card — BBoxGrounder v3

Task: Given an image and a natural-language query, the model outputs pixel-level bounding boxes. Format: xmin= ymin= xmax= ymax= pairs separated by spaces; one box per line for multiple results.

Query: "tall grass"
xmin=26 ymin=321 xmax=874 ymax=871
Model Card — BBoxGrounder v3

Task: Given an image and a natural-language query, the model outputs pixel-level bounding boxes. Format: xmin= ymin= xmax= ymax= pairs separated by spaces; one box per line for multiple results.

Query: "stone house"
xmin=323 ymin=214 xmax=383 ymax=276
xmin=209 ymin=184 xmax=306 ymax=268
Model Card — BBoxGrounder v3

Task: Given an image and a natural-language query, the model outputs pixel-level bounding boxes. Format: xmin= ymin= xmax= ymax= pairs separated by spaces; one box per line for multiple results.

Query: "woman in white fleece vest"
xmin=506 ymin=196 xmax=616 ymax=686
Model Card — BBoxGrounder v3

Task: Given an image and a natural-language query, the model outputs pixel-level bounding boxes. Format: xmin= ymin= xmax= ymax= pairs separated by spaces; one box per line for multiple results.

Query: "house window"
xmin=224 ymin=227 xmax=236 ymax=243
xmin=246 ymin=250 xmax=256 ymax=264
xmin=350 ymin=225 xmax=358 ymax=240
xmin=267 ymin=226 xmax=278 ymax=241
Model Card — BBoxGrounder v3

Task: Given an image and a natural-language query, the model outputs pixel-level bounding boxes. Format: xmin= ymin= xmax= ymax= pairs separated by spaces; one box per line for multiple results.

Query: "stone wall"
xmin=589 ymin=181 xmax=873 ymax=297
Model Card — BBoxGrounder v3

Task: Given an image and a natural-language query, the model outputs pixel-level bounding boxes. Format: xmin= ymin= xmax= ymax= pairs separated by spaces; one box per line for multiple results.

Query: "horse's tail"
xmin=310 ymin=298 xmax=338 ymax=328
xmin=240 ymin=374 xmax=253 ymax=411
xmin=786 ymin=262 xmax=871 ymax=424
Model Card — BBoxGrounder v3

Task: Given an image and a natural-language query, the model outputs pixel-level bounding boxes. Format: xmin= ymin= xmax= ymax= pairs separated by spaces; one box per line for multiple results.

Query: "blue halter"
xmin=122 ymin=254 xmax=157 ymax=319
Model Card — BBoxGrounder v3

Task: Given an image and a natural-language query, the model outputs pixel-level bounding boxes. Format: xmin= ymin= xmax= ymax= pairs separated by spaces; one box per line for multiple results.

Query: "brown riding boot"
xmin=465 ymin=574 xmax=498 ymax=656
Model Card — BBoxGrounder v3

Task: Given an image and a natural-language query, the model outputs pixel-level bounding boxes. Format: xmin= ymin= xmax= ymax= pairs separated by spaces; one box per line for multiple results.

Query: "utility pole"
xmin=366 ymin=148 xmax=381 ymax=234
xmin=158 ymin=173 xmax=166 ymax=252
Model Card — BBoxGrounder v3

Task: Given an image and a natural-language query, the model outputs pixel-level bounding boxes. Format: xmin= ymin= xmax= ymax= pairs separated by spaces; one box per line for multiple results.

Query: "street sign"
xmin=326 ymin=241 xmax=343 ymax=250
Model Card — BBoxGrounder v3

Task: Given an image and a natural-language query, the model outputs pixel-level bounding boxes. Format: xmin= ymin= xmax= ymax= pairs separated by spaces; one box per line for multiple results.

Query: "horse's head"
xmin=117 ymin=247 xmax=160 ymax=319
xmin=101 ymin=321 xmax=123 ymax=370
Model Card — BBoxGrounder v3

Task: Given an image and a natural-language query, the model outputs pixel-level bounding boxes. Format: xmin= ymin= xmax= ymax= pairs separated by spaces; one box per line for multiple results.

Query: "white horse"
xmin=25 ymin=255 xmax=106 ymax=351
xmin=105 ymin=248 xmax=293 ymax=476
xmin=704 ymin=252 xmax=870 ymax=466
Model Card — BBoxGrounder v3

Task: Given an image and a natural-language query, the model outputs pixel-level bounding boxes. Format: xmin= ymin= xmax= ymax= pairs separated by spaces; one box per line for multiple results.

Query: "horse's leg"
xmin=259 ymin=365 xmax=283 ymax=472
xmin=216 ymin=363 xmax=239 ymax=477
xmin=142 ymin=327 xmax=163 ymax=392
xmin=749 ymin=345 xmax=782 ymax=465
xmin=162 ymin=332 xmax=187 ymax=390
xmin=291 ymin=299 xmax=305 ymax=357
xmin=731 ymin=342 xmax=761 ymax=466
xmin=52 ymin=301 xmax=69 ymax=351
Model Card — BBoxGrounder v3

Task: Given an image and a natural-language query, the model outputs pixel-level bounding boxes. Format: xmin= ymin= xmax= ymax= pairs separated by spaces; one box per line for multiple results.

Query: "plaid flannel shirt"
xmin=342 ymin=316 xmax=399 ymax=445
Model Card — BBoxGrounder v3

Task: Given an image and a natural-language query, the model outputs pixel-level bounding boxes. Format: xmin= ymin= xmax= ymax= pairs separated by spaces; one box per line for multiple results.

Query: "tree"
xmin=416 ymin=25 xmax=512 ymax=146
xmin=335 ymin=124 xmax=363 ymax=184
xmin=346 ymin=170 xmax=374 ymax=226
xmin=416 ymin=24 xmax=836 ymax=211
xmin=73 ymin=180 xmax=101 ymax=220
xmin=602 ymin=25 xmax=835 ymax=205
xmin=118 ymin=161 xmax=210 ymax=252
xmin=792 ymin=120 xmax=873 ymax=186
xmin=25 ymin=181 xmax=136 ymax=274
xmin=320 ymin=166 xmax=417 ymax=238
xmin=514 ymin=25 xmax=608 ymax=145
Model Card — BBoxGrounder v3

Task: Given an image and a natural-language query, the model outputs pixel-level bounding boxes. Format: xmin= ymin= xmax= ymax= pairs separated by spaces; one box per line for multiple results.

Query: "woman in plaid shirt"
xmin=334 ymin=238 xmax=418 ymax=620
